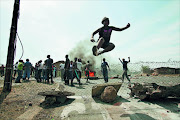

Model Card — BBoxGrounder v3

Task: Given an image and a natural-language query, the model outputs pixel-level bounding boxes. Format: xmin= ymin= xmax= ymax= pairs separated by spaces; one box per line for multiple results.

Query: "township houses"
xmin=153 ymin=67 xmax=180 ymax=74
xmin=53 ymin=60 xmax=64 ymax=69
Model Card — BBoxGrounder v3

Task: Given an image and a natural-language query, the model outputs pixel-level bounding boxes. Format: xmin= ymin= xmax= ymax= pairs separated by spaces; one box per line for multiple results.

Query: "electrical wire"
xmin=16 ymin=32 xmax=24 ymax=60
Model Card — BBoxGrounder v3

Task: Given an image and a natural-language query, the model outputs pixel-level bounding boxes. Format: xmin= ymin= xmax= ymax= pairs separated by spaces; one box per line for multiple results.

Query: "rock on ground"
xmin=101 ymin=86 xmax=117 ymax=103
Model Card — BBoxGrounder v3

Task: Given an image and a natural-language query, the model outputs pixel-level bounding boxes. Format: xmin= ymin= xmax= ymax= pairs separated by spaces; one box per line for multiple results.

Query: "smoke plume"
xmin=69 ymin=39 xmax=103 ymax=71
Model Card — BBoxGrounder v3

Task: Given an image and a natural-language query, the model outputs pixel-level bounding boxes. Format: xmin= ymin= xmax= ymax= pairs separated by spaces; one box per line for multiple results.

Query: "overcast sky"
xmin=0 ymin=0 xmax=179 ymax=66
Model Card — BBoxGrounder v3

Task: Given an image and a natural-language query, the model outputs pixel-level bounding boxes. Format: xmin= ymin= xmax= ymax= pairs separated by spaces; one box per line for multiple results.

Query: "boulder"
xmin=92 ymin=82 xmax=122 ymax=97
xmin=101 ymin=86 xmax=117 ymax=103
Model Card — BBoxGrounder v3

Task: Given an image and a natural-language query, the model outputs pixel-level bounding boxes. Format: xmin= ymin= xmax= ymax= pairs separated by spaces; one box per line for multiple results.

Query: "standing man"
xmin=13 ymin=62 xmax=18 ymax=78
xmin=77 ymin=58 xmax=82 ymax=79
xmin=101 ymin=58 xmax=110 ymax=83
xmin=45 ymin=55 xmax=54 ymax=84
xmin=71 ymin=58 xmax=82 ymax=86
xmin=119 ymin=57 xmax=131 ymax=87
xmin=0 ymin=65 xmax=5 ymax=77
xmin=23 ymin=59 xmax=32 ymax=81
xmin=59 ymin=61 xmax=65 ymax=81
xmin=37 ymin=60 xmax=43 ymax=82
xmin=35 ymin=63 xmax=38 ymax=80
xmin=15 ymin=60 xmax=24 ymax=83
xmin=91 ymin=17 xmax=130 ymax=56
xmin=42 ymin=63 xmax=47 ymax=82
xmin=53 ymin=65 xmax=56 ymax=78
xmin=85 ymin=61 xmax=91 ymax=83
xmin=64 ymin=55 xmax=70 ymax=85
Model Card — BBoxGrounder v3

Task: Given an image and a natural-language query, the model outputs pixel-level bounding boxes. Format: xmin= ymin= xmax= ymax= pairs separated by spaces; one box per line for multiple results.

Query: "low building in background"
xmin=153 ymin=67 xmax=180 ymax=74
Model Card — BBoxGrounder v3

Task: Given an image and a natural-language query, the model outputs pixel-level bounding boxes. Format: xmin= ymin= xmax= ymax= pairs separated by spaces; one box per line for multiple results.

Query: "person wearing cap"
xmin=119 ymin=57 xmax=131 ymax=87
xmin=91 ymin=17 xmax=130 ymax=56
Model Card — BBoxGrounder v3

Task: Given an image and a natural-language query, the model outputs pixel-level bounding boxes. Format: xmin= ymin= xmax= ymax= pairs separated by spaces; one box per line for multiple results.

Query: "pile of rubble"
xmin=129 ymin=82 xmax=180 ymax=100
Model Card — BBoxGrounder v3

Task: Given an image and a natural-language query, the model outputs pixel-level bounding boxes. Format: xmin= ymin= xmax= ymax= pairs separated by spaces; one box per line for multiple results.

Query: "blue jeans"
xmin=42 ymin=69 xmax=47 ymax=80
xmin=102 ymin=69 xmax=108 ymax=82
xmin=0 ymin=70 xmax=4 ymax=77
xmin=23 ymin=69 xmax=31 ymax=79
xmin=122 ymin=70 xmax=130 ymax=82
xmin=15 ymin=70 xmax=22 ymax=83
xmin=37 ymin=69 xmax=42 ymax=82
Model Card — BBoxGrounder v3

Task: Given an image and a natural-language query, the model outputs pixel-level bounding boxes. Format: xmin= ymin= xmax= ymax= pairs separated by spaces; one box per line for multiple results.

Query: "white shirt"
xmin=59 ymin=63 xmax=65 ymax=70
xmin=43 ymin=65 xmax=47 ymax=70
xmin=14 ymin=63 xmax=18 ymax=70
xmin=77 ymin=62 xmax=82 ymax=71
xmin=38 ymin=63 xmax=43 ymax=70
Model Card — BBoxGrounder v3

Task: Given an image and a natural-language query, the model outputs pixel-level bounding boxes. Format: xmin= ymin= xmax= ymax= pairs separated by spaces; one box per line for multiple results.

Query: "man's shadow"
xmin=143 ymin=97 xmax=180 ymax=113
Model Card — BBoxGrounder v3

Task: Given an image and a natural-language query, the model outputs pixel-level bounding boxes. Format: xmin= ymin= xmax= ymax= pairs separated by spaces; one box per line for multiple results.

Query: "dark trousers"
xmin=15 ymin=70 xmax=22 ymax=83
xmin=102 ymin=69 xmax=108 ymax=82
xmin=0 ymin=70 xmax=4 ymax=77
xmin=122 ymin=70 xmax=130 ymax=82
xmin=13 ymin=70 xmax=17 ymax=77
xmin=78 ymin=71 xmax=81 ymax=79
xmin=42 ymin=69 xmax=47 ymax=81
xmin=37 ymin=69 xmax=42 ymax=82
xmin=64 ymin=69 xmax=69 ymax=84
xmin=85 ymin=70 xmax=89 ymax=81
xmin=47 ymin=69 xmax=53 ymax=83
xmin=35 ymin=69 xmax=38 ymax=80
xmin=71 ymin=70 xmax=81 ymax=85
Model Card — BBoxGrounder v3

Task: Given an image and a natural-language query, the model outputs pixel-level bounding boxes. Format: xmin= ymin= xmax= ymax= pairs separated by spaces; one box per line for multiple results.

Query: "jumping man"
xmin=91 ymin=17 xmax=130 ymax=56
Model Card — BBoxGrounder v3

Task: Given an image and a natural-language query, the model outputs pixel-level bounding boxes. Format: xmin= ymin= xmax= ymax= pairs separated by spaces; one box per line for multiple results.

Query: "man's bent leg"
xmin=92 ymin=37 xmax=105 ymax=56
xmin=99 ymin=43 xmax=115 ymax=55
xmin=122 ymin=70 xmax=125 ymax=82
xmin=97 ymin=37 xmax=105 ymax=49
xmin=125 ymin=71 xmax=131 ymax=87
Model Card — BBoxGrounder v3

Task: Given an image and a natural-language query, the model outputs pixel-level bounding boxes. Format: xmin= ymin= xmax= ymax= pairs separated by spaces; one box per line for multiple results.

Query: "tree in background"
xmin=141 ymin=65 xmax=153 ymax=74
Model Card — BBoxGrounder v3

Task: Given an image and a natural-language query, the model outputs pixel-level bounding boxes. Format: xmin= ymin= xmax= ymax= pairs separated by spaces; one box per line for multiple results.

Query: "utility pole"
xmin=3 ymin=0 xmax=20 ymax=92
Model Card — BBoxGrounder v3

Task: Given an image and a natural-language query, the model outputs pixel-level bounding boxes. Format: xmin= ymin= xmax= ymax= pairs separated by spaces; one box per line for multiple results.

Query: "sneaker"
xmin=92 ymin=46 xmax=98 ymax=56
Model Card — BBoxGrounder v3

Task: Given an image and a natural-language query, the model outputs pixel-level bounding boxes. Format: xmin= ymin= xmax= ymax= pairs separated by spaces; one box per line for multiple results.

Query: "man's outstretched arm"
xmin=91 ymin=28 xmax=100 ymax=42
xmin=112 ymin=23 xmax=130 ymax=31
xmin=128 ymin=57 xmax=130 ymax=63
xmin=118 ymin=58 xmax=123 ymax=64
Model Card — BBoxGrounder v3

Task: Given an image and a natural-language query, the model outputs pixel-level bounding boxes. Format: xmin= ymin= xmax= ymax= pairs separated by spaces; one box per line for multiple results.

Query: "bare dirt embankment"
xmin=0 ymin=79 xmax=58 ymax=120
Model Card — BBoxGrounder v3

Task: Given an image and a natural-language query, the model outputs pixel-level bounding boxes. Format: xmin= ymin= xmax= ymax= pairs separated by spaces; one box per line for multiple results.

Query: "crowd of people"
xmin=59 ymin=55 xmax=91 ymax=86
xmin=12 ymin=55 xmax=54 ymax=84
xmin=0 ymin=54 xmax=131 ymax=87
